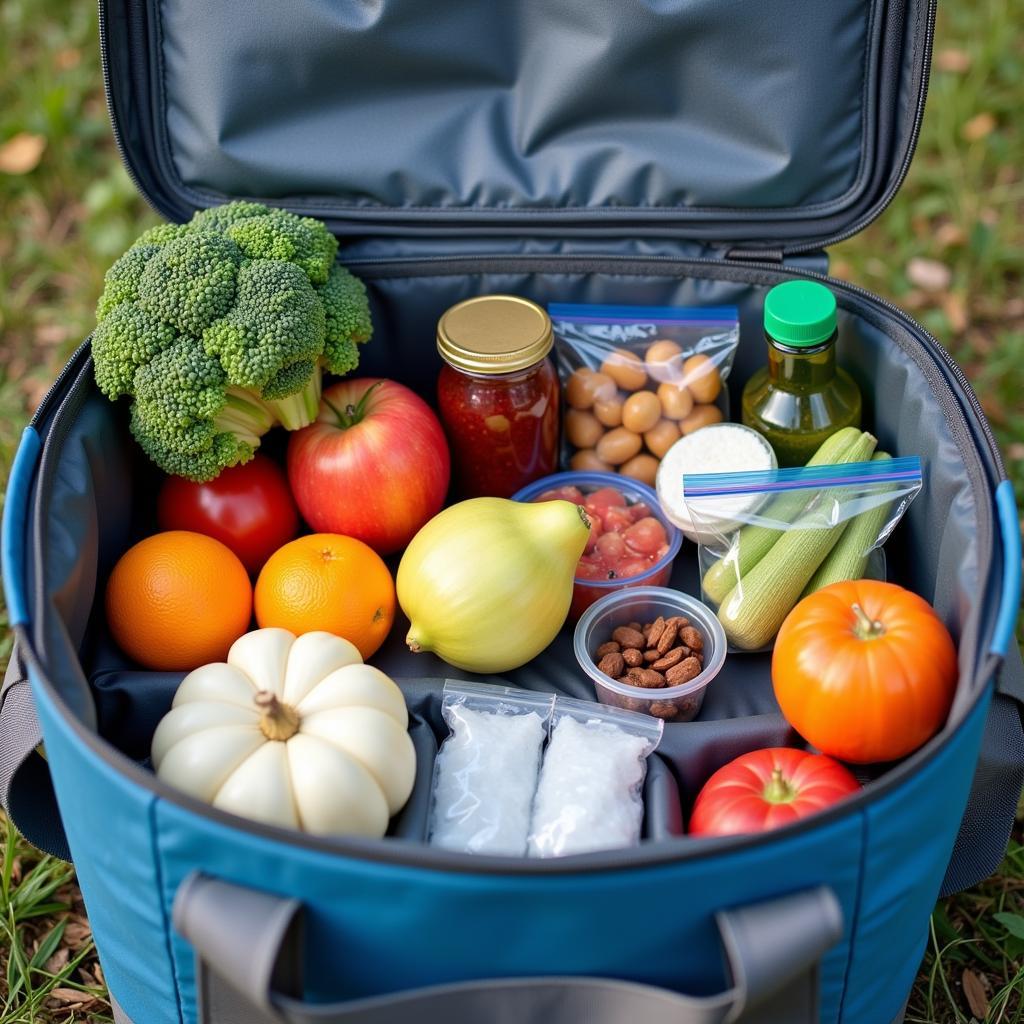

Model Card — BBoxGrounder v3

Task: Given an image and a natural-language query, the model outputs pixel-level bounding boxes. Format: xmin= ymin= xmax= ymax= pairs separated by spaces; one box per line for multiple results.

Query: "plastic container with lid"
xmin=655 ymin=423 xmax=777 ymax=543
xmin=512 ymin=471 xmax=682 ymax=620
xmin=741 ymin=281 xmax=862 ymax=467
xmin=574 ymin=587 xmax=726 ymax=722
xmin=437 ymin=295 xmax=560 ymax=498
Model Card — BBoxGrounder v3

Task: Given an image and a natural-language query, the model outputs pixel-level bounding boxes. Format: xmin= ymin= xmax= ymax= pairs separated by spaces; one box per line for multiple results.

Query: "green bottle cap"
xmin=763 ymin=281 xmax=837 ymax=348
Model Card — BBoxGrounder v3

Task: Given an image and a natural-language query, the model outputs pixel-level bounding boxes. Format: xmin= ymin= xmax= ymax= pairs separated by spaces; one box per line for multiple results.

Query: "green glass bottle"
xmin=742 ymin=281 xmax=862 ymax=466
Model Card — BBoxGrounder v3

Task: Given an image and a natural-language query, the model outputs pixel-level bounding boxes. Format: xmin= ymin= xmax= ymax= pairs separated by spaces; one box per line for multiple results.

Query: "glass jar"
xmin=742 ymin=281 xmax=862 ymax=466
xmin=436 ymin=295 xmax=560 ymax=498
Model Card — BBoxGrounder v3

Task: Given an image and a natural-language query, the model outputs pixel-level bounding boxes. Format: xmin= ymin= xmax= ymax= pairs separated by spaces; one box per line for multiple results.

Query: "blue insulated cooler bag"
xmin=2 ymin=1 xmax=1022 ymax=1022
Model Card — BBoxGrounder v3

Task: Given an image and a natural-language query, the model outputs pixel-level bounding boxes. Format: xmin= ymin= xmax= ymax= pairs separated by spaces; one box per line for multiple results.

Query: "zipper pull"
xmin=725 ymin=248 xmax=830 ymax=277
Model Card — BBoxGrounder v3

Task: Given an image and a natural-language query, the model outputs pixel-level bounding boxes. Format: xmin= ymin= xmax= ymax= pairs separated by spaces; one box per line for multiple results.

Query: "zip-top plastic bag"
xmin=429 ymin=682 xmax=555 ymax=856
xmin=549 ymin=303 xmax=740 ymax=482
xmin=681 ymin=434 xmax=923 ymax=651
xmin=527 ymin=698 xmax=663 ymax=858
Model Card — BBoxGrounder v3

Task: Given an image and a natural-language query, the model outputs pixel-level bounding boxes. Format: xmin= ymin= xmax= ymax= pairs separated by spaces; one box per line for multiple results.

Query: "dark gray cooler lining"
xmin=27 ymin=262 xmax=996 ymax=870
xmin=102 ymin=0 xmax=934 ymax=248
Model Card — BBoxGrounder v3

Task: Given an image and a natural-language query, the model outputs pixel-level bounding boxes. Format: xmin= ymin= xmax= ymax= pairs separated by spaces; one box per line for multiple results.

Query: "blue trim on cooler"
xmin=991 ymin=479 xmax=1022 ymax=657
xmin=1 ymin=427 xmax=41 ymax=628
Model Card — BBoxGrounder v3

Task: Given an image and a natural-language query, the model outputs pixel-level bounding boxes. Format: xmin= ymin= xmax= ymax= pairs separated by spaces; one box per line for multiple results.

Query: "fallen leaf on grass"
xmin=47 ymin=987 xmax=95 ymax=1005
xmin=62 ymin=920 xmax=92 ymax=949
xmin=961 ymin=112 xmax=996 ymax=142
xmin=1006 ymin=443 xmax=1024 ymax=462
xmin=43 ymin=947 xmax=71 ymax=974
xmin=0 ymin=133 xmax=46 ymax=174
xmin=934 ymin=223 xmax=967 ymax=249
xmin=906 ymin=257 xmax=952 ymax=293
xmin=961 ymin=968 xmax=990 ymax=1019
xmin=54 ymin=47 xmax=82 ymax=70
xmin=941 ymin=292 xmax=969 ymax=333
xmin=935 ymin=49 xmax=972 ymax=73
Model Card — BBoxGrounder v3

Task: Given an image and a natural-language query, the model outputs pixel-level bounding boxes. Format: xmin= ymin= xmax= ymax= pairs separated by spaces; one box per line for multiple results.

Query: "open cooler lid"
xmin=101 ymin=0 xmax=934 ymax=254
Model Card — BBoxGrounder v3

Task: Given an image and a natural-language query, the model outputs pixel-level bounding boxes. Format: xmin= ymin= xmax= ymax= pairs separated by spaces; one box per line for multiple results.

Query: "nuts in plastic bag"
xmin=550 ymin=303 xmax=740 ymax=485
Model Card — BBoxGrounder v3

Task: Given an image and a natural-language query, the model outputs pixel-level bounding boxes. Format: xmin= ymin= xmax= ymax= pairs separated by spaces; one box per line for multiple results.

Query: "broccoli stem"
xmin=264 ymin=370 xmax=322 ymax=431
xmin=217 ymin=388 xmax=277 ymax=447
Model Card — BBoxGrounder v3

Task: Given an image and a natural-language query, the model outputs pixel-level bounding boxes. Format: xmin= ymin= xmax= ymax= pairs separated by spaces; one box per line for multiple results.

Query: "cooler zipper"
xmin=789 ymin=0 xmax=938 ymax=255
xmin=28 ymin=340 xmax=93 ymax=430
xmin=97 ymin=0 xmax=158 ymax=213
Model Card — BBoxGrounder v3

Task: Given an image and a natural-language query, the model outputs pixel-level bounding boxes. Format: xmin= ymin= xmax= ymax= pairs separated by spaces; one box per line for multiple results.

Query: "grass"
xmin=0 ymin=0 xmax=1020 ymax=1020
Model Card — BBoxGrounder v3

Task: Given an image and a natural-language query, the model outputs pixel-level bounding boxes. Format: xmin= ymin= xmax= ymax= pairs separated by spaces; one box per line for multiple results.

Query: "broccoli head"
xmin=130 ymin=339 xmax=276 ymax=482
xmin=91 ymin=200 xmax=373 ymax=480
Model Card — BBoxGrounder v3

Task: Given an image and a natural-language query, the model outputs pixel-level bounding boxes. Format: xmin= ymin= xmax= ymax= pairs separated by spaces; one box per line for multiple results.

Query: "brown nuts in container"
xmin=593 ymin=613 xmax=707 ymax=720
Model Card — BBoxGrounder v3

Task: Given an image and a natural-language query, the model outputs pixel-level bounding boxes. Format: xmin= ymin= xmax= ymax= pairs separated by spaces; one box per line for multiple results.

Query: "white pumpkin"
xmin=152 ymin=628 xmax=416 ymax=838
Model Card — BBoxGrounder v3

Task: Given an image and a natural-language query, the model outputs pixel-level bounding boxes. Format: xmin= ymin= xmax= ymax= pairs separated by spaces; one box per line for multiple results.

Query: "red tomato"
xmin=689 ymin=748 xmax=860 ymax=837
xmin=622 ymin=516 xmax=667 ymax=555
xmin=157 ymin=455 xmax=299 ymax=574
xmin=595 ymin=531 xmax=626 ymax=563
xmin=576 ymin=559 xmax=612 ymax=581
xmin=288 ymin=379 xmax=450 ymax=555
xmin=539 ymin=486 xmax=586 ymax=504
xmin=617 ymin=558 xmax=653 ymax=579
xmin=586 ymin=486 xmax=627 ymax=512
xmin=601 ymin=506 xmax=634 ymax=533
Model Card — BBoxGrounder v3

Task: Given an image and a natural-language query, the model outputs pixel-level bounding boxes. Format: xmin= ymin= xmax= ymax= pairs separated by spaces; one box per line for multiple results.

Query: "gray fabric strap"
xmin=0 ymin=642 xmax=70 ymax=861
xmin=174 ymin=873 xmax=842 ymax=1024
xmin=941 ymin=643 xmax=1024 ymax=896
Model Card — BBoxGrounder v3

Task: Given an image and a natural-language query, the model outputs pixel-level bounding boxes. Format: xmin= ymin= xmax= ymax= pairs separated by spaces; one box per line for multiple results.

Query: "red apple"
xmin=287 ymin=378 xmax=450 ymax=555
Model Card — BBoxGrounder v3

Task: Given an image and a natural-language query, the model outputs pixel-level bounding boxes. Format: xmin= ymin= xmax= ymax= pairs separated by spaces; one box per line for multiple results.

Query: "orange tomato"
xmin=105 ymin=531 xmax=252 ymax=671
xmin=255 ymin=534 xmax=395 ymax=659
xmin=772 ymin=580 xmax=957 ymax=763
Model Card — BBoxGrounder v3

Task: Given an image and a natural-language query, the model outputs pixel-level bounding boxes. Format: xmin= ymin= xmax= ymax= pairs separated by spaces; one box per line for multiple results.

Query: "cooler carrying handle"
xmin=172 ymin=872 xmax=843 ymax=1024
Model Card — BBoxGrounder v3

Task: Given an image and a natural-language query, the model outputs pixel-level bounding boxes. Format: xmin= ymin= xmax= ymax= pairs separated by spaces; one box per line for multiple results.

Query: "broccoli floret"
xmin=318 ymin=264 xmax=372 ymax=375
xmin=189 ymin=201 xmax=269 ymax=235
xmin=136 ymin=222 xmax=189 ymax=247
xmin=96 ymin=244 xmax=161 ymax=322
xmin=137 ymin=232 xmax=243 ymax=337
xmin=225 ymin=211 xmax=338 ymax=286
xmin=202 ymin=258 xmax=324 ymax=383
xmin=92 ymin=201 xmax=373 ymax=480
xmin=129 ymin=339 xmax=276 ymax=482
xmin=92 ymin=304 xmax=176 ymax=398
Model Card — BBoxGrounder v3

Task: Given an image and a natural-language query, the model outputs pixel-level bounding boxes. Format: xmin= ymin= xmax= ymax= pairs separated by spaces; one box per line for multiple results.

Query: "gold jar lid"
xmin=437 ymin=295 xmax=553 ymax=375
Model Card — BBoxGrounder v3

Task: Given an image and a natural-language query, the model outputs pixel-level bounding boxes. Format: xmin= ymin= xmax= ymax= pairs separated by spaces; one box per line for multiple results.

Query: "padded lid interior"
xmin=102 ymin=0 xmax=933 ymax=248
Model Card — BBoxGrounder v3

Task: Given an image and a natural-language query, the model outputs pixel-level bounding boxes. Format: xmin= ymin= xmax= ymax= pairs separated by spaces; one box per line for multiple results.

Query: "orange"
xmin=255 ymin=534 xmax=395 ymax=659
xmin=106 ymin=531 xmax=252 ymax=671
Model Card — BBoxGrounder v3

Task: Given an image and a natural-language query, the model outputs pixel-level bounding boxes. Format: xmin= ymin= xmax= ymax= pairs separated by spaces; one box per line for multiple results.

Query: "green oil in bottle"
xmin=742 ymin=281 xmax=862 ymax=466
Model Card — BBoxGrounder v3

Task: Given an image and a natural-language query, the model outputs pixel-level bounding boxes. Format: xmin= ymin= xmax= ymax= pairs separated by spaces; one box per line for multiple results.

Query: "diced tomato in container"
xmin=513 ymin=471 xmax=682 ymax=620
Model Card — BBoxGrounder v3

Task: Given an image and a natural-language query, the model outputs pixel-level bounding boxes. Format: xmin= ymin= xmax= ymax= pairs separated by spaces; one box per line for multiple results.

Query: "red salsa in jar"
xmin=437 ymin=296 xmax=560 ymax=498
xmin=533 ymin=482 xmax=673 ymax=618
